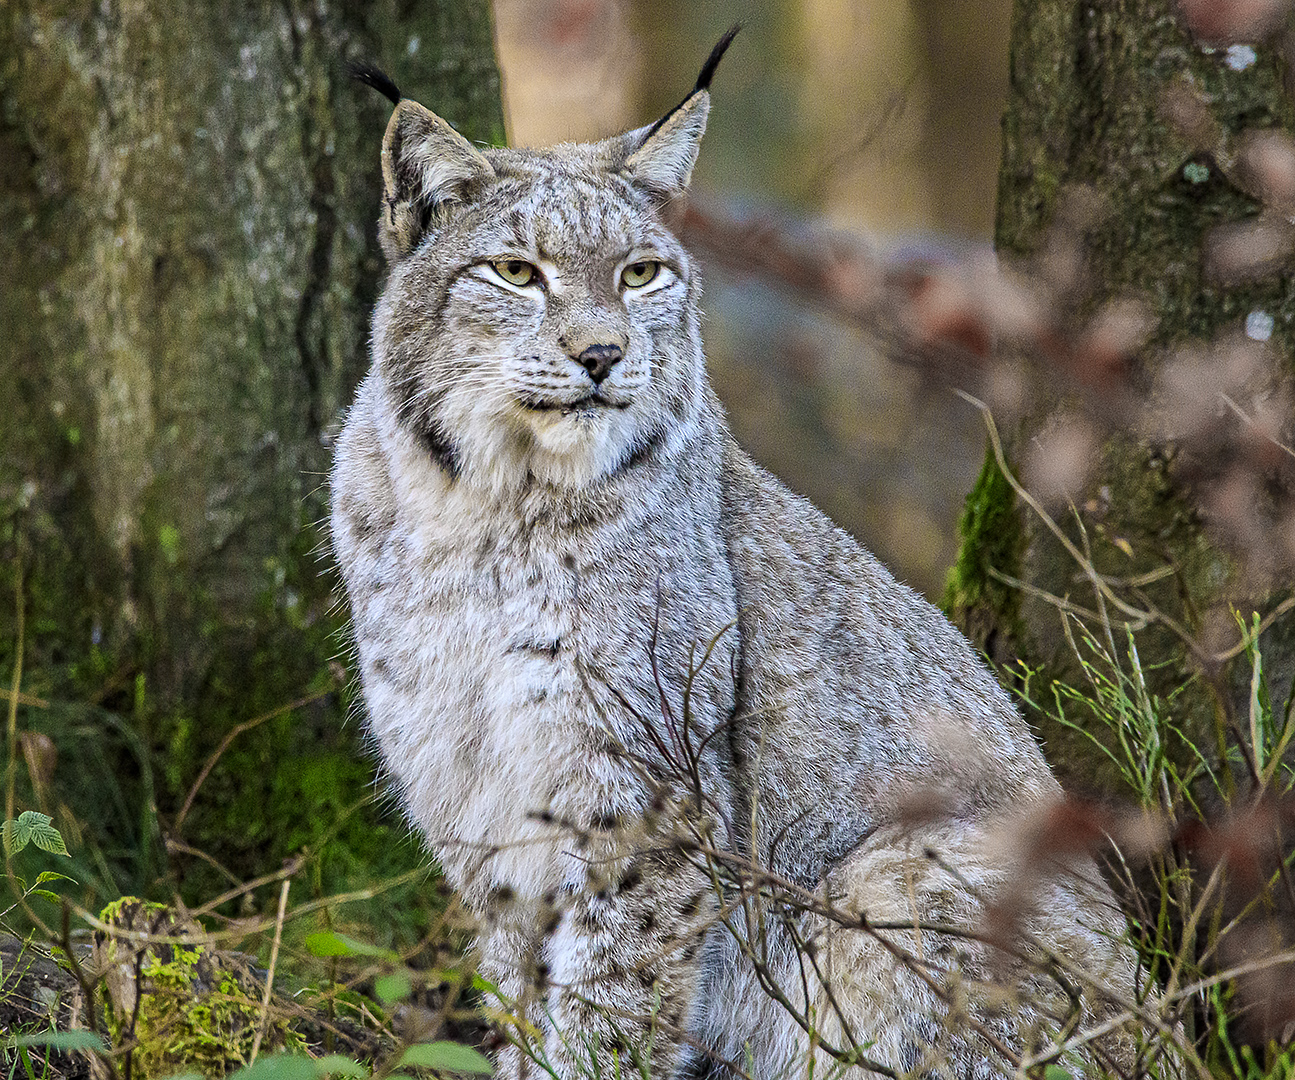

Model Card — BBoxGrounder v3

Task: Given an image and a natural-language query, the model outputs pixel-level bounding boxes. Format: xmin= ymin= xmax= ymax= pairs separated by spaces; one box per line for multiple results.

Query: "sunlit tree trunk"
xmin=0 ymin=1 xmax=503 ymax=888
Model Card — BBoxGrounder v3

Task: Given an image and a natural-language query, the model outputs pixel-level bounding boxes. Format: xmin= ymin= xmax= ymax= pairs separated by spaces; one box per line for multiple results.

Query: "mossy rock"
xmin=93 ymin=898 xmax=306 ymax=1078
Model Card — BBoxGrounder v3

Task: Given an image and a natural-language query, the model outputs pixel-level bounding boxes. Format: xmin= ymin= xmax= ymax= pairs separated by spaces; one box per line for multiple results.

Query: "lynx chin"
xmin=331 ymin=31 xmax=1137 ymax=1080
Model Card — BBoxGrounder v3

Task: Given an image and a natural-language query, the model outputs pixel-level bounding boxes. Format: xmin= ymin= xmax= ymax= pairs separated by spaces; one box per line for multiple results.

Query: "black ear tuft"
xmin=694 ymin=24 xmax=742 ymax=94
xmin=347 ymin=60 xmax=403 ymax=106
xmin=643 ymin=25 xmax=741 ymax=143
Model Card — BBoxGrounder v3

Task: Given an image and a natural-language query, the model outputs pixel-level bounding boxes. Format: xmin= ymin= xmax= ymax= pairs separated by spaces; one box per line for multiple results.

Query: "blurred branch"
xmin=680 ymin=199 xmax=988 ymax=387
xmin=679 ymin=197 xmax=1153 ymax=421
xmin=0 ymin=688 xmax=48 ymax=709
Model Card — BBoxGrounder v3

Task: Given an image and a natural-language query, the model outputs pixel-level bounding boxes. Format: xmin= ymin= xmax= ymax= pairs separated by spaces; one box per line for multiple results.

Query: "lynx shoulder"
xmin=331 ymin=35 xmax=1136 ymax=1079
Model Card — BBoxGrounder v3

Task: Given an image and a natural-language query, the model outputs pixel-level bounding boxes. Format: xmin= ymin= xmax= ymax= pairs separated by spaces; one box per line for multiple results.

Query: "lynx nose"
xmin=576 ymin=343 xmax=623 ymax=385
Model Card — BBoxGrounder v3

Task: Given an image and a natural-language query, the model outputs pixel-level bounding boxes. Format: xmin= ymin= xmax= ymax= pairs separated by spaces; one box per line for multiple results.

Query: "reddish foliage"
xmin=1176 ymin=0 xmax=1294 ymax=44
xmin=900 ymin=271 xmax=993 ymax=359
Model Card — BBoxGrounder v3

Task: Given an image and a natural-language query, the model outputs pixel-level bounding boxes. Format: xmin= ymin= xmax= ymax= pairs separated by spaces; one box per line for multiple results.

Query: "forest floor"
xmin=0 ymin=925 xmax=411 ymax=1078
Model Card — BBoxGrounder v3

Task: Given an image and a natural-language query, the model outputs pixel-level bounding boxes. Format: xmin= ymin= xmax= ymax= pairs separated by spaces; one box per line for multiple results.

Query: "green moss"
xmin=98 ymin=898 xmax=306 ymax=1078
xmin=942 ymin=442 xmax=1024 ymax=661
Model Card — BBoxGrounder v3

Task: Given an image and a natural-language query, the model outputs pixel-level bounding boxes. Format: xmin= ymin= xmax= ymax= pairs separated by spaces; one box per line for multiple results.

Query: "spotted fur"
xmin=332 ymin=41 xmax=1136 ymax=1080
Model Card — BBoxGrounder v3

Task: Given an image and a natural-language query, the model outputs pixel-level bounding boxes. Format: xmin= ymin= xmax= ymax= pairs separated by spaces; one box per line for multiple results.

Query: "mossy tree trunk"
xmin=951 ymin=0 xmax=1295 ymax=791
xmin=0 ymin=2 xmax=503 ymax=900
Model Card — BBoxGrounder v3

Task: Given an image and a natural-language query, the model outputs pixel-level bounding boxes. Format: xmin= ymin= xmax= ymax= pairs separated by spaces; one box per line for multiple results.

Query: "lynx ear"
xmin=622 ymin=25 xmax=739 ymax=203
xmin=623 ymin=93 xmax=711 ymax=202
xmin=380 ymin=100 xmax=495 ymax=260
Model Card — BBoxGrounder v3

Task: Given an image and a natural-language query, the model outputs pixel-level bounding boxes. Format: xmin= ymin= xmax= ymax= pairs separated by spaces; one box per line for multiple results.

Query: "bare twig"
xmin=174 ymin=687 xmax=337 ymax=834
xmin=248 ymin=875 xmax=292 ymax=1064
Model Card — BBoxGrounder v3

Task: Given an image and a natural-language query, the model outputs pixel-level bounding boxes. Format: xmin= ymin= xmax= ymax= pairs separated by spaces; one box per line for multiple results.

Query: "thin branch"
xmin=174 ymin=687 xmax=336 ymax=833
xmin=248 ymin=876 xmax=292 ymax=1064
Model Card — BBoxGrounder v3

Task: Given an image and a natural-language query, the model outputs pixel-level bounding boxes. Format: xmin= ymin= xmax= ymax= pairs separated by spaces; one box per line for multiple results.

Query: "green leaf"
xmin=30 ymin=821 xmax=69 ymax=856
xmin=35 ymin=870 xmax=76 ymax=886
xmin=374 ymin=971 xmax=412 ymax=1004
xmin=225 ymin=1055 xmax=367 ymax=1080
xmin=399 ymin=1041 xmax=493 ymax=1074
xmin=311 ymin=1056 xmax=369 ymax=1078
xmin=303 ymin=930 xmax=397 ymax=961
xmin=3 ymin=811 xmax=68 ymax=857
xmin=471 ymin=972 xmax=501 ymax=995
xmin=228 ymin=1055 xmax=321 ymax=1080
xmin=1044 ymin=1068 xmax=1073 ymax=1080
xmin=31 ymin=890 xmax=62 ymax=903
xmin=8 ymin=1029 xmax=108 ymax=1052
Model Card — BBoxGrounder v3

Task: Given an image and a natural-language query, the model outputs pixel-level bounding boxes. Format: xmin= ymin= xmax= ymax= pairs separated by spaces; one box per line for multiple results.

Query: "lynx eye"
xmin=621 ymin=261 xmax=661 ymax=289
xmin=489 ymin=259 xmax=539 ymax=288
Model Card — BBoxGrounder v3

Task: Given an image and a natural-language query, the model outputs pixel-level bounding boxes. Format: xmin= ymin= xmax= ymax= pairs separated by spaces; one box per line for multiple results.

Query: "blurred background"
xmin=493 ymin=0 xmax=1014 ymax=595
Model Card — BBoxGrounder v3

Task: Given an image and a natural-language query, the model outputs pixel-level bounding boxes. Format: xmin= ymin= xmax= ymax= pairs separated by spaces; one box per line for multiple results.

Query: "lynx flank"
xmin=332 ymin=35 xmax=1135 ymax=1079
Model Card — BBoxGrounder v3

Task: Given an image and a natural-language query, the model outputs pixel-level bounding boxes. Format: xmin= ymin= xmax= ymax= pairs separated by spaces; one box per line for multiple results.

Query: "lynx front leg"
xmin=489 ymin=850 xmax=719 ymax=1080
xmin=546 ymin=848 xmax=720 ymax=1080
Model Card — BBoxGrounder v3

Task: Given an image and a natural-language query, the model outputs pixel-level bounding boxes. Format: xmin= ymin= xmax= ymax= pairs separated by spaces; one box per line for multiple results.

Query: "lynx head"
xmin=360 ymin=30 xmax=737 ymax=493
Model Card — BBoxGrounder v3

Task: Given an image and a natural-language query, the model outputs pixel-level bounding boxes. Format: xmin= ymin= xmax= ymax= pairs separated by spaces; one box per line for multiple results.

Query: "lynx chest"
xmin=336 ymin=424 xmax=739 ymax=901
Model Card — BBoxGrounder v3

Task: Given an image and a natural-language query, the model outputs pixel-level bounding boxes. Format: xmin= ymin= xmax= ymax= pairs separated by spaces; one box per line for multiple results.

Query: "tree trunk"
xmin=950 ymin=0 xmax=1295 ymax=791
xmin=0 ymin=1 xmax=503 ymax=895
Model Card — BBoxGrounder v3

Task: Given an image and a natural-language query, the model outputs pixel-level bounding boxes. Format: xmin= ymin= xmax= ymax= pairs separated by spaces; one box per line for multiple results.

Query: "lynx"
xmin=331 ymin=33 xmax=1136 ymax=1080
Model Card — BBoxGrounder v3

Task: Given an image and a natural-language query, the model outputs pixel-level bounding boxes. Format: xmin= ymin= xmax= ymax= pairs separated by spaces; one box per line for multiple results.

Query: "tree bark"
xmin=953 ymin=0 xmax=1295 ymax=790
xmin=0 ymin=1 xmax=503 ymax=888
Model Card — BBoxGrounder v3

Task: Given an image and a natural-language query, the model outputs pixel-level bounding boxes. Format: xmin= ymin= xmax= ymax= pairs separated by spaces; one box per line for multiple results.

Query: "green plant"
xmin=966 ymin=398 xmax=1295 ymax=1078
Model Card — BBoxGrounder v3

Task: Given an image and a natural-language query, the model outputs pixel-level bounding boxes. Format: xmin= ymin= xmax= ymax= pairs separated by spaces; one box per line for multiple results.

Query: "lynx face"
xmin=369 ymin=91 xmax=714 ymax=493
xmin=376 ymin=157 xmax=704 ymax=491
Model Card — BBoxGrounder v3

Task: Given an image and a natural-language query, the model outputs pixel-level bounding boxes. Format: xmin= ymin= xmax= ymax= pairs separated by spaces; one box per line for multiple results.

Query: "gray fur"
xmin=331 ymin=74 xmax=1136 ymax=1079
